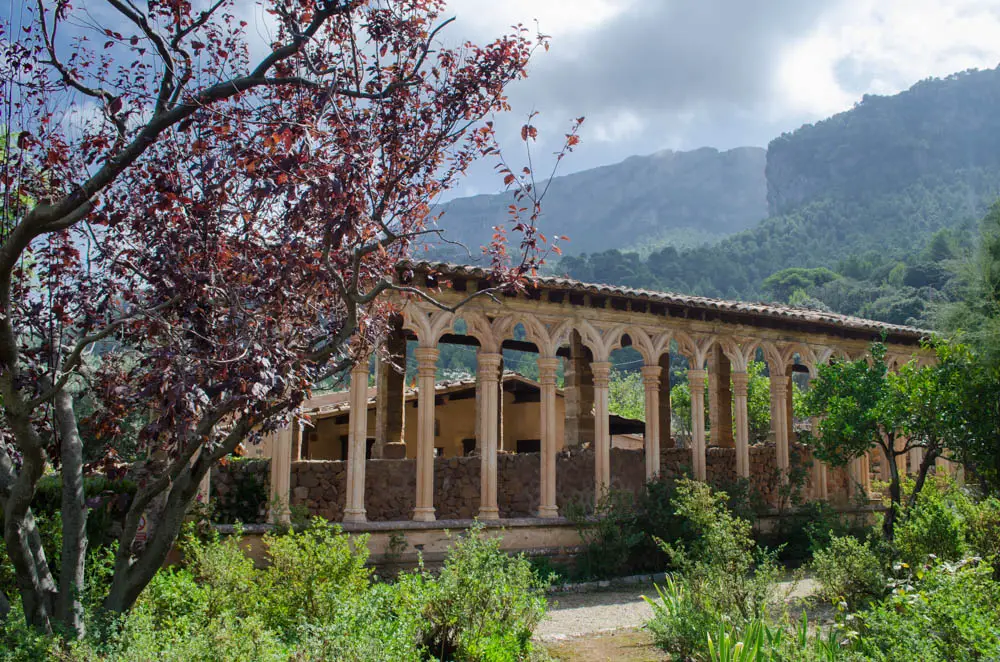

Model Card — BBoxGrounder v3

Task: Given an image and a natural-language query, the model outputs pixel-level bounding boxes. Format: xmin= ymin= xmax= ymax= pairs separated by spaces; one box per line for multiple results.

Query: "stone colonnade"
xmin=262 ymin=278 xmax=929 ymax=525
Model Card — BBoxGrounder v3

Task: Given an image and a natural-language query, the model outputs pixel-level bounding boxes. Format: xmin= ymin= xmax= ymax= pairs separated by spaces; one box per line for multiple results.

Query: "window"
xmin=462 ymin=439 xmax=476 ymax=456
xmin=516 ymin=439 xmax=541 ymax=454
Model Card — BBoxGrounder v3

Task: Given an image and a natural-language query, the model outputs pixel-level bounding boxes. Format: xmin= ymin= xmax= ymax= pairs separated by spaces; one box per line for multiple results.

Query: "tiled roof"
xmin=402 ymin=261 xmax=932 ymax=341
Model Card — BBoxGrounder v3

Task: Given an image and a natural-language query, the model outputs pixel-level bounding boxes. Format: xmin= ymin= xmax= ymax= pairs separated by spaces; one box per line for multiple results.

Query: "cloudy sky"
xmin=436 ymin=0 xmax=1000 ymax=197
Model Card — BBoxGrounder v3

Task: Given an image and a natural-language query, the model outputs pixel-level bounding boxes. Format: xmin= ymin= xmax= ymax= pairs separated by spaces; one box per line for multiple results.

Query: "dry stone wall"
xmin=212 ymin=441 xmax=854 ymax=522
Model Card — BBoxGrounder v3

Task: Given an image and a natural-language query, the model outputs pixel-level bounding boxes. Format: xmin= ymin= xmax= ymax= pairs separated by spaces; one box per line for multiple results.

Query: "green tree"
xmin=762 ymin=267 xmax=841 ymax=302
xmin=805 ymin=341 xmax=992 ymax=539
xmin=609 ymin=370 xmax=644 ymax=421
xmin=745 ymin=361 xmax=772 ymax=444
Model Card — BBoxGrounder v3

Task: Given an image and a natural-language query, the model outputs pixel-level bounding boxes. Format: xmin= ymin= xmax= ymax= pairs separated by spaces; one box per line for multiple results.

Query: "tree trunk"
xmin=53 ymin=388 xmax=88 ymax=638
xmin=1 ymin=420 xmax=57 ymax=632
xmin=905 ymin=446 xmax=940 ymax=513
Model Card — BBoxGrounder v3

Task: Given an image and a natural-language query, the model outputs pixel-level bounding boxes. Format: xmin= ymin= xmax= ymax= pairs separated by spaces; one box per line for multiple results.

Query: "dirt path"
xmin=536 ymin=577 xmax=819 ymax=661
xmin=537 ymin=584 xmax=657 ymax=640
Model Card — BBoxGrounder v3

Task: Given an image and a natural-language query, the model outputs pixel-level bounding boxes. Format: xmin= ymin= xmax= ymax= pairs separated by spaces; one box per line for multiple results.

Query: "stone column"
xmin=268 ymin=425 xmax=292 ymax=526
xmin=852 ymin=451 xmax=871 ymax=498
xmin=374 ymin=340 xmax=406 ymax=458
xmin=344 ymin=359 xmax=370 ymax=523
xmin=658 ymin=353 xmax=673 ymax=449
xmin=688 ymin=369 xmax=708 ymax=481
xmin=770 ymin=374 xmax=790 ymax=484
xmin=591 ymin=361 xmax=612 ymax=506
xmin=895 ymin=437 xmax=908 ymax=476
xmin=477 ymin=352 xmax=502 ymax=521
xmin=785 ymin=367 xmax=796 ymax=444
xmin=908 ymin=445 xmax=924 ymax=476
xmin=412 ymin=346 xmax=439 ymax=522
xmin=709 ymin=347 xmax=733 ymax=446
xmin=537 ymin=357 xmax=560 ymax=518
xmin=732 ymin=370 xmax=750 ymax=478
xmin=641 ymin=365 xmax=662 ymax=481
xmin=564 ymin=331 xmax=595 ymax=447
xmin=810 ymin=417 xmax=828 ymax=500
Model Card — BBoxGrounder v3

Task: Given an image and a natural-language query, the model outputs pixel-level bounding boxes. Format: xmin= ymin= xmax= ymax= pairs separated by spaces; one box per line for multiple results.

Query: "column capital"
xmin=590 ymin=361 xmax=612 ymax=387
xmin=476 ymin=351 xmax=503 ymax=369
xmin=476 ymin=352 xmax=502 ymax=382
xmin=414 ymin=346 xmax=440 ymax=364
xmin=770 ymin=373 xmax=789 ymax=394
xmin=350 ymin=357 xmax=370 ymax=376
xmin=687 ymin=368 xmax=708 ymax=390
xmin=640 ymin=364 xmax=662 ymax=388
xmin=731 ymin=370 xmax=749 ymax=396
xmin=537 ymin=357 xmax=560 ymax=373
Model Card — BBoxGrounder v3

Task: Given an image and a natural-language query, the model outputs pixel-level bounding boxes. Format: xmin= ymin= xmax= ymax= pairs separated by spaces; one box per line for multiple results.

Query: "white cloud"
xmin=775 ymin=0 xmax=1000 ymax=120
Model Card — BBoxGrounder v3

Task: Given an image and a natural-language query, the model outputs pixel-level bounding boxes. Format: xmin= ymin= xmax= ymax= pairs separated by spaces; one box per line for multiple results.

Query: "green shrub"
xmin=660 ymin=480 xmax=779 ymax=622
xmin=965 ymin=496 xmax=1000 ymax=570
xmin=894 ymin=485 xmax=968 ymax=568
xmin=295 ymin=582 xmax=424 ymax=661
xmin=568 ymin=489 xmax=644 ymax=579
xmin=416 ymin=525 xmax=547 ymax=661
xmin=849 ymin=558 xmax=1000 ymax=661
xmin=646 ymin=480 xmax=780 ymax=659
xmin=811 ymin=535 xmax=887 ymax=609
xmin=262 ymin=519 xmax=371 ymax=633
xmin=643 ymin=575 xmax=715 ymax=659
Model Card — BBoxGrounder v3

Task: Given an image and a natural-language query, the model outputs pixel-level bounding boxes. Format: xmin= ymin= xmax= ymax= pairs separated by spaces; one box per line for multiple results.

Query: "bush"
xmin=966 ymin=496 xmax=1000 ymax=570
xmin=894 ymin=482 xmax=969 ymax=568
xmin=296 ymin=582 xmax=424 ymax=661
xmin=569 ymin=479 xmax=703 ymax=580
xmin=811 ymin=535 xmax=887 ymax=609
xmin=849 ymin=558 xmax=1000 ymax=661
xmin=416 ymin=525 xmax=548 ymax=662
xmin=643 ymin=576 xmax=715 ymax=659
xmin=645 ymin=480 xmax=780 ymax=659
xmin=261 ymin=519 xmax=371 ymax=633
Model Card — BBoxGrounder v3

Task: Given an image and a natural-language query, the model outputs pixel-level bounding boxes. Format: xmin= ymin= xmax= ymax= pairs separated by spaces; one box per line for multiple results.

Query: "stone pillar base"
xmin=412 ymin=507 xmax=436 ymax=522
xmin=478 ymin=506 xmax=500 ymax=521
xmin=383 ymin=442 xmax=407 ymax=459
xmin=537 ymin=505 xmax=559 ymax=519
xmin=343 ymin=508 xmax=367 ymax=523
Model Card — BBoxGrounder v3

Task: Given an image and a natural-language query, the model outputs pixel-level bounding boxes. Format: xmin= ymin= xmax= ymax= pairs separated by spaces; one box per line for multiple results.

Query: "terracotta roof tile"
xmin=402 ymin=261 xmax=932 ymax=341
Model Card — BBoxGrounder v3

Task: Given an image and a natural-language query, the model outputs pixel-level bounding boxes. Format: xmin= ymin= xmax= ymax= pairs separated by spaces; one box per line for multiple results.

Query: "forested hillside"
xmin=558 ymin=67 xmax=1000 ymax=326
xmin=431 ymin=146 xmax=767 ymax=260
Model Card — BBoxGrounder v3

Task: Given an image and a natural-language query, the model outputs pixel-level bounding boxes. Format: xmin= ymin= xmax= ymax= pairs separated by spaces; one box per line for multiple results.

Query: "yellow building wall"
xmin=304 ymin=387 xmax=567 ymax=460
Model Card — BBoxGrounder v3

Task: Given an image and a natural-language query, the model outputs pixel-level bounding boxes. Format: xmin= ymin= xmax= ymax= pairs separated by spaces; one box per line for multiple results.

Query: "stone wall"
xmin=212 ymin=442 xmax=854 ymax=522
xmin=211 ymin=458 xmax=270 ymax=523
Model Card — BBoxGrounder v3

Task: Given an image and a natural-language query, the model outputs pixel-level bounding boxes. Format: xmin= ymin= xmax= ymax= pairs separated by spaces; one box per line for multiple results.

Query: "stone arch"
xmin=717 ymin=336 xmax=760 ymax=372
xmin=491 ymin=313 xmax=551 ymax=354
xmin=573 ymin=318 xmax=616 ymax=362
xmin=673 ymin=330 xmax=715 ymax=369
xmin=452 ymin=311 xmax=499 ymax=353
xmin=605 ymin=324 xmax=657 ymax=365
xmin=400 ymin=302 xmax=454 ymax=347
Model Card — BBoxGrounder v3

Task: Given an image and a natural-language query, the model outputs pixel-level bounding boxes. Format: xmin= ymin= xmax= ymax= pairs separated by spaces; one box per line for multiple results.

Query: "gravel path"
xmin=536 ymin=577 xmax=819 ymax=641
xmin=536 ymin=584 xmax=657 ymax=640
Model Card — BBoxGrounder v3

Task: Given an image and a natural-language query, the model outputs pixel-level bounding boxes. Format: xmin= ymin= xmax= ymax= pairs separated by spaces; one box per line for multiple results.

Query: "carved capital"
xmin=731 ymin=371 xmax=749 ymax=396
xmin=688 ymin=368 xmax=707 ymax=392
xmin=537 ymin=357 xmax=560 ymax=385
xmin=640 ymin=365 xmax=661 ymax=389
xmin=591 ymin=361 xmax=612 ymax=388
xmin=476 ymin=352 xmax=502 ymax=382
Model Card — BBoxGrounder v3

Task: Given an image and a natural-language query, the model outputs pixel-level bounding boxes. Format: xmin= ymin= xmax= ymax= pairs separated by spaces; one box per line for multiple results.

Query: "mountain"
xmin=558 ymin=66 xmax=1000 ymax=325
xmin=430 ymin=146 xmax=767 ymax=260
